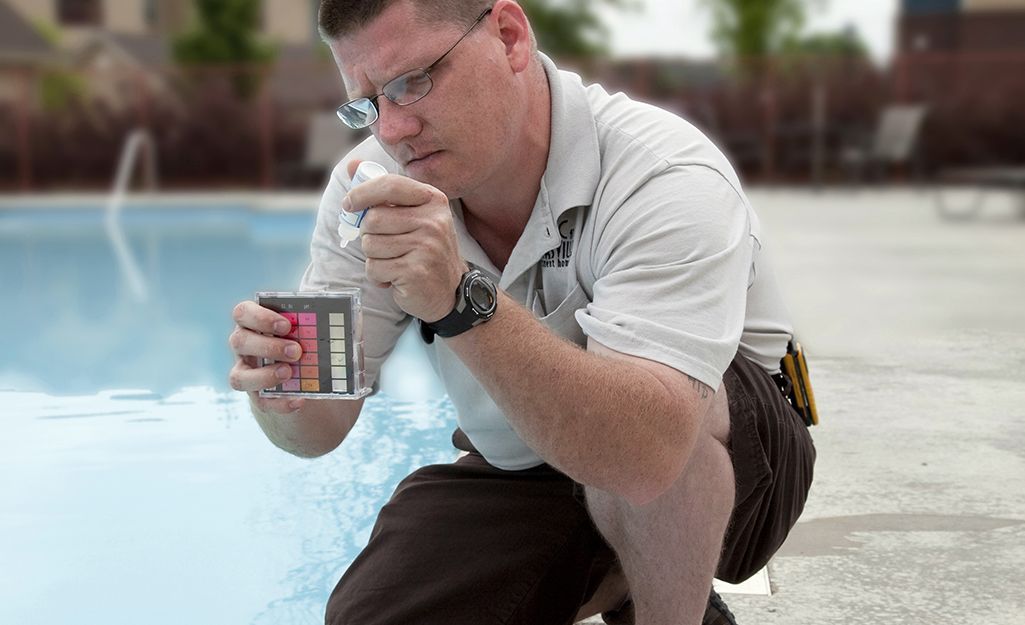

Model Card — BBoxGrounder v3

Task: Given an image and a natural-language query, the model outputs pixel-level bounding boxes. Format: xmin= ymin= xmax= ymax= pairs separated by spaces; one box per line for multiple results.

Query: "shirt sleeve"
xmin=299 ymin=160 xmax=411 ymax=390
xmin=574 ymin=164 xmax=756 ymax=390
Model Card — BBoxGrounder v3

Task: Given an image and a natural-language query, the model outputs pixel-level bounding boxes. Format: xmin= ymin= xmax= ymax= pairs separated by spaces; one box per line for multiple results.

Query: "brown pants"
xmin=325 ymin=353 xmax=816 ymax=625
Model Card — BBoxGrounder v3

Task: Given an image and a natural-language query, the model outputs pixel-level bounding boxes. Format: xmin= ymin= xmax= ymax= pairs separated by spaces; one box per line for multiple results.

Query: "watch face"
xmin=467 ymin=276 xmax=497 ymax=315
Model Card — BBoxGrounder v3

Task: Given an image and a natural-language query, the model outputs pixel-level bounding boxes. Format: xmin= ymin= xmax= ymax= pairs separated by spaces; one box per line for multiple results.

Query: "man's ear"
xmin=491 ymin=0 xmax=533 ymax=73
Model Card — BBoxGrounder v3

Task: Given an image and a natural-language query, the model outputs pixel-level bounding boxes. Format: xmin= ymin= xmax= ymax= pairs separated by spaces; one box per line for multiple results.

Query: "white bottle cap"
xmin=339 ymin=161 xmax=388 ymax=247
xmin=351 ymin=161 xmax=388 ymax=187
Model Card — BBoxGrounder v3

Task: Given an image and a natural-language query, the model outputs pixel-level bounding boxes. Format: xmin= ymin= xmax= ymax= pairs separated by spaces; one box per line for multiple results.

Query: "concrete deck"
xmin=583 ymin=188 xmax=1025 ymax=624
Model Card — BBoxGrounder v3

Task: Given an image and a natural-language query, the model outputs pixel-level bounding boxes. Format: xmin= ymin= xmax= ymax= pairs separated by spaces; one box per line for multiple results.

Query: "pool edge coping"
xmin=0 ymin=192 xmax=323 ymax=212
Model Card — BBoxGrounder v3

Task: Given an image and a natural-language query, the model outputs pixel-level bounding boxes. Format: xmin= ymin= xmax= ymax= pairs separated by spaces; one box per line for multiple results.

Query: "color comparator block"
xmin=257 ymin=291 xmax=369 ymax=400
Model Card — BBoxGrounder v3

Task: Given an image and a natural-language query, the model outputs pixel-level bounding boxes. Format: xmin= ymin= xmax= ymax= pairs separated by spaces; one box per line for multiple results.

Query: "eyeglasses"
xmin=336 ymin=7 xmax=493 ymax=130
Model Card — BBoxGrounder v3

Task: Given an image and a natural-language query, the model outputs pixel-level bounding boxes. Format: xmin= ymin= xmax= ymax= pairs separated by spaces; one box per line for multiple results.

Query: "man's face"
xmin=328 ymin=1 xmax=519 ymax=199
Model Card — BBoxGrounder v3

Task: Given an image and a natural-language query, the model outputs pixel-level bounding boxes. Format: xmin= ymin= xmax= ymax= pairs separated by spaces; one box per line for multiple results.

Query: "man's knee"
xmin=582 ymin=429 xmax=735 ymax=540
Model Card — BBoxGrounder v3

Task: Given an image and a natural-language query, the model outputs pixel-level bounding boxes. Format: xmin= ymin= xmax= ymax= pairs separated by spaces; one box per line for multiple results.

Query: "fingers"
xmin=362 ymin=233 xmax=455 ymax=283
xmin=236 ymin=361 xmax=307 ymax=415
xmin=229 ymin=355 xmax=297 ymax=393
xmin=229 ymin=300 xmax=304 ymax=395
xmin=233 ymin=300 xmax=293 ymax=336
xmin=365 ymin=257 xmax=402 ymax=289
xmin=364 ymin=254 xmax=454 ymax=297
xmin=344 ymin=174 xmax=445 ymax=217
xmin=345 ymin=159 xmax=362 ymax=179
xmin=230 ymin=351 xmax=307 ymax=415
xmin=229 ymin=325 xmax=302 ymax=362
xmin=359 ymin=198 xmax=457 ymax=243
xmin=359 ymin=231 xmax=422 ymax=260
xmin=358 ymin=205 xmax=425 ymax=236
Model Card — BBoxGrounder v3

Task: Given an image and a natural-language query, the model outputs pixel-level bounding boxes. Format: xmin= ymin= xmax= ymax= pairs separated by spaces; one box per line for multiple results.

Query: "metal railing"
xmin=104 ymin=128 xmax=157 ymax=301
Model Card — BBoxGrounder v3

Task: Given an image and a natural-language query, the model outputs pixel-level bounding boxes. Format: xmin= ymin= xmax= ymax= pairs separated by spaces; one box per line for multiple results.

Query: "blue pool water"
xmin=0 ymin=201 xmax=455 ymax=624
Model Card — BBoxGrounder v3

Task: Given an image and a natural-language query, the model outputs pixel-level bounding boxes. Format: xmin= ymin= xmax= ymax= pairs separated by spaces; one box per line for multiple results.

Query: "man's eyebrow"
xmin=376 ymin=43 xmax=445 ymax=84
xmin=342 ymin=72 xmax=378 ymax=101
xmin=344 ymin=67 xmax=392 ymax=101
xmin=344 ymin=42 xmax=437 ymax=99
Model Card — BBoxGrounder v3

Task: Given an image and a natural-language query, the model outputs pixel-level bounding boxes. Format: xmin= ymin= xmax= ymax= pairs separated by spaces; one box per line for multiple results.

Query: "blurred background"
xmin=1 ymin=0 xmax=1024 ymax=190
xmin=1 ymin=2 xmax=1023 ymax=625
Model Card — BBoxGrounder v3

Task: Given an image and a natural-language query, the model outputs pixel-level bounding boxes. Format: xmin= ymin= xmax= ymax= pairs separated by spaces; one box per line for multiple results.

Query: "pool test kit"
xmin=257 ymin=290 xmax=371 ymax=400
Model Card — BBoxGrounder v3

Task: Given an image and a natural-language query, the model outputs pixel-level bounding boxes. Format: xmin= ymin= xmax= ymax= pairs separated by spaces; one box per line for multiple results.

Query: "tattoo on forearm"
xmin=687 ymin=374 xmax=711 ymax=399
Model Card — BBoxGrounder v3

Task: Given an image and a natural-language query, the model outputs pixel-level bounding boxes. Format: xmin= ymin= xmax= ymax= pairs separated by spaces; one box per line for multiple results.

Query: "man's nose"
xmin=373 ymin=98 xmax=422 ymax=146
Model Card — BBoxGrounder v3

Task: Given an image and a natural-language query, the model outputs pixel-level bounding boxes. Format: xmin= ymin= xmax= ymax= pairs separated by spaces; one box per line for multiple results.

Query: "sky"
xmin=597 ymin=0 xmax=900 ymax=63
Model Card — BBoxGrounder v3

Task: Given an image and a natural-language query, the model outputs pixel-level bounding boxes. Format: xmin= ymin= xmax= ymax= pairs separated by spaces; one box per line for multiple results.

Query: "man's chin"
xmin=401 ymin=160 xmax=461 ymax=197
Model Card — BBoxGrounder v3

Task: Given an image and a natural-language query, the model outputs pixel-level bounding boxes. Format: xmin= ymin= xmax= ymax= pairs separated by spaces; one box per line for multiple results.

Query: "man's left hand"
xmin=342 ymin=160 xmax=467 ymax=323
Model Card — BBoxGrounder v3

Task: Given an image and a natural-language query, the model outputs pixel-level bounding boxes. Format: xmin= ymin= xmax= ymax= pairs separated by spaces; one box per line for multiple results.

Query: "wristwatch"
xmin=419 ymin=266 xmax=498 ymax=344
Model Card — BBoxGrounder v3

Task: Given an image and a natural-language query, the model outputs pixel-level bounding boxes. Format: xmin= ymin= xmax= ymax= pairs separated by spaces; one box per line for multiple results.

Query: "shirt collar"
xmin=538 ymin=53 xmax=601 ymax=224
xmin=493 ymin=54 xmax=601 ymax=288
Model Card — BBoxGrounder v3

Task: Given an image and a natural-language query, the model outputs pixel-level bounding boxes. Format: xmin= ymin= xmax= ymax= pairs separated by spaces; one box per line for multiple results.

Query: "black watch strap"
xmin=419 ymin=267 xmax=497 ymax=344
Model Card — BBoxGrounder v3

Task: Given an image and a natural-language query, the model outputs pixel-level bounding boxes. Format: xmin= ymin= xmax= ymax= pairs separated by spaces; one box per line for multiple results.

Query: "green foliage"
xmin=701 ymin=0 xmax=819 ymax=59
xmin=29 ymin=20 xmax=87 ymax=112
xmin=783 ymin=27 xmax=869 ymax=59
xmin=520 ymin=0 xmax=639 ymax=58
xmin=172 ymin=0 xmax=276 ymax=98
xmin=39 ymin=70 xmax=87 ymax=113
xmin=173 ymin=0 xmax=275 ymax=65
xmin=31 ymin=19 xmax=63 ymax=47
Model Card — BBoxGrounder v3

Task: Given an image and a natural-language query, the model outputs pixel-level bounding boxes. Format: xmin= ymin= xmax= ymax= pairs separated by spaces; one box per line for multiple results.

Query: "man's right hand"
xmin=228 ymin=300 xmax=306 ymax=414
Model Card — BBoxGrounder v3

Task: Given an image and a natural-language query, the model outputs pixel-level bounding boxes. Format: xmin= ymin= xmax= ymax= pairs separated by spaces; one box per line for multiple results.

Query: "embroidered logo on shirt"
xmin=541 ymin=217 xmax=575 ymax=268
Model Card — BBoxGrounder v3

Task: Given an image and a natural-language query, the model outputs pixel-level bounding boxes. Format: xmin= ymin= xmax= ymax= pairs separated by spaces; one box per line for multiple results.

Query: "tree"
xmin=520 ymin=0 xmax=639 ymax=58
xmin=701 ymin=0 xmax=819 ymax=61
xmin=172 ymin=0 xmax=275 ymax=97
xmin=783 ymin=25 xmax=869 ymax=60
xmin=31 ymin=20 xmax=87 ymax=112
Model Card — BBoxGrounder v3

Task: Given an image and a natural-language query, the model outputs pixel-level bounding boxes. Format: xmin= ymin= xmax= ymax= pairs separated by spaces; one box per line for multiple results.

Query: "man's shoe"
xmin=600 ymin=589 xmax=738 ymax=625
xmin=702 ymin=588 xmax=739 ymax=625
xmin=600 ymin=597 xmax=633 ymax=625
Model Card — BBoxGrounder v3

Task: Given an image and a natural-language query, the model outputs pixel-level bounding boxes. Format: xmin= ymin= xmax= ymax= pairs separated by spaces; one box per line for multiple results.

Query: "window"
xmin=310 ymin=0 xmax=320 ymax=44
xmin=58 ymin=0 xmax=102 ymax=26
xmin=145 ymin=0 xmax=159 ymax=30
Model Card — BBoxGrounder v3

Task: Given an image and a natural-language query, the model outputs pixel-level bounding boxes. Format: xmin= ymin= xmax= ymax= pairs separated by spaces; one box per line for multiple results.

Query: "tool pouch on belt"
xmin=776 ymin=340 xmax=819 ymax=426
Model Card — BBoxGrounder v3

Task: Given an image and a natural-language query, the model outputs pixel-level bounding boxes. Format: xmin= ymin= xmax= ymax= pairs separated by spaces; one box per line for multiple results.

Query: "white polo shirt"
xmin=300 ymin=54 xmax=793 ymax=470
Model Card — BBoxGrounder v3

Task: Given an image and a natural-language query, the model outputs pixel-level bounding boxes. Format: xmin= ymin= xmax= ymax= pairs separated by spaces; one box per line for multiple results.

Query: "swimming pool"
xmin=0 ymin=197 xmax=455 ymax=624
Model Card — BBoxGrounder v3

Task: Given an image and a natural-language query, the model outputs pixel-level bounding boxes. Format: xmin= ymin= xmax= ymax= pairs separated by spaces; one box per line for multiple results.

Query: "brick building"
xmin=899 ymin=0 xmax=1025 ymax=53
xmin=2 ymin=0 xmax=321 ymax=45
xmin=897 ymin=0 xmax=1025 ymax=167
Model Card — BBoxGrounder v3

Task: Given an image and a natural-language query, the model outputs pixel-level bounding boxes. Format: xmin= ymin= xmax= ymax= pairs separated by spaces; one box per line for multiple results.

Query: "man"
xmin=228 ymin=1 xmax=815 ymax=624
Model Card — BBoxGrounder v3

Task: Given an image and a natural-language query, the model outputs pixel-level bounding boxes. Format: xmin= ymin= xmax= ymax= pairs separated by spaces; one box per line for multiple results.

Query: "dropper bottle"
xmin=338 ymin=161 xmax=388 ymax=248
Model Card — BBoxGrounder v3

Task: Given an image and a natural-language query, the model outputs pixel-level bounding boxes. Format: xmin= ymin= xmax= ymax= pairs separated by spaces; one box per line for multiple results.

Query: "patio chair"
xmin=840 ymin=104 xmax=928 ymax=183
xmin=934 ymin=166 xmax=1025 ymax=220
xmin=278 ymin=112 xmax=365 ymax=187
